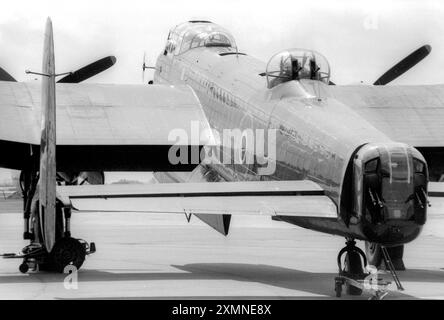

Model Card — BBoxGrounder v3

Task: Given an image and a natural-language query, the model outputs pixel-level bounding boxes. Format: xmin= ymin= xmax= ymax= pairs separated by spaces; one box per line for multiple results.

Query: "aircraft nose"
xmin=363 ymin=220 xmax=423 ymax=246
xmin=360 ymin=142 xmax=428 ymax=246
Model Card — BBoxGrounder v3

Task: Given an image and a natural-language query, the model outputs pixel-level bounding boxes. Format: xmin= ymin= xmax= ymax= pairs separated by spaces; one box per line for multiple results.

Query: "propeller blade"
xmin=57 ymin=56 xmax=116 ymax=83
xmin=0 ymin=67 xmax=16 ymax=82
xmin=373 ymin=45 xmax=431 ymax=85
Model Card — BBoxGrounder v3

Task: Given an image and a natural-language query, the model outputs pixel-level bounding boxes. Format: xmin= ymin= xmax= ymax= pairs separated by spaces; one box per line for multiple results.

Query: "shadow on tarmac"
xmin=2 ymin=262 xmax=439 ymax=299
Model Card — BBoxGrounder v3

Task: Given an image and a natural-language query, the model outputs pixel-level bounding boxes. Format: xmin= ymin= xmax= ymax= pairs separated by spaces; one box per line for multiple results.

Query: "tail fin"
xmin=39 ymin=17 xmax=57 ymax=252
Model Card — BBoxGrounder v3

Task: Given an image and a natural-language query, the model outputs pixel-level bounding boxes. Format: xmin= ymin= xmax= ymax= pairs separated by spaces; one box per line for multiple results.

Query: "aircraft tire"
xmin=19 ymin=262 xmax=29 ymax=274
xmin=49 ymin=237 xmax=86 ymax=273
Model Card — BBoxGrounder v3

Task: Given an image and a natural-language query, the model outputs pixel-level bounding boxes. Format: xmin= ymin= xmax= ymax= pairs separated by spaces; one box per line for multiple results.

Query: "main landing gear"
xmin=1 ymin=170 xmax=96 ymax=273
xmin=3 ymin=200 xmax=96 ymax=273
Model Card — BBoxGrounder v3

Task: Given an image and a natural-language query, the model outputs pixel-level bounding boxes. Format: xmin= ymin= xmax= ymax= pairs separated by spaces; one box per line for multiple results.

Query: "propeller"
xmin=328 ymin=44 xmax=431 ymax=86
xmin=373 ymin=45 xmax=431 ymax=85
xmin=0 ymin=67 xmax=17 ymax=82
xmin=57 ymin=55 xmax=116 ymax=83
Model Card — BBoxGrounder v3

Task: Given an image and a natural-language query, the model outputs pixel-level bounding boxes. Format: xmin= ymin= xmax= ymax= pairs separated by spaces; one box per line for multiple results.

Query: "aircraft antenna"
xmin=142 ymin=52 xmax=156 ymax=84
xmin=142 ymin=52 xmax=146 ymax=83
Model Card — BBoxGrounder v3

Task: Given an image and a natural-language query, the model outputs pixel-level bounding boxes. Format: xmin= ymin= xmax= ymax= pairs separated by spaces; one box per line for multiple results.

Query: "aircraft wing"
xmin=0 ymin=82 xmax=213 ymax=171
xmin=328 ymin=84 xmax=444 ymax=147
xmin=57 ymin=180 xmax=338 ymax=218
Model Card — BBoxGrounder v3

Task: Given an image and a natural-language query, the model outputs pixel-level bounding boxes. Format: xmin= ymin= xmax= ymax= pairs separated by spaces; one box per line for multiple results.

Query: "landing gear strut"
xmin=335 ymin=239 xmax=367 ymax=297
xmin=20 ymin=170 xmax=38 ymax=241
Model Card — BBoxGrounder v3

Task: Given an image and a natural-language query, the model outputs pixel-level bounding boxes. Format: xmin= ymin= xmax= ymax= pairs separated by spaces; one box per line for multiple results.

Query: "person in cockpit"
xmin=309 ymin=59 xmax=320 ymax=80
xmin=268 ymin=56 xmax=294 ymax=88
xmin=298 ymin=58 xmax=320 ymax=81
xmin=290 ymin=59 xmax=301 ymax=80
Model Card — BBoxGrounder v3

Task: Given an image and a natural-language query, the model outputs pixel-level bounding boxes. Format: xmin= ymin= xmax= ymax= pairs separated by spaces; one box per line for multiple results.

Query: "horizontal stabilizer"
xmin=428 ymin=182 xmax=444 ymax=197
xmin=57 ymin=180 xmax=338 ymax=219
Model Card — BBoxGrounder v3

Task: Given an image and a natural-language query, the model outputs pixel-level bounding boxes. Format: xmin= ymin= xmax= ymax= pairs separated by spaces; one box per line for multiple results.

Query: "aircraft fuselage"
xmin=154 ymin=39 xmax=427 ymax=246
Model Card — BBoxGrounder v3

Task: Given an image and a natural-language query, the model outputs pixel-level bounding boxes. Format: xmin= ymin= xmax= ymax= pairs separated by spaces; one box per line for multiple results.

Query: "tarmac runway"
xmin=0 ymin=198 xmax=443 ymax=300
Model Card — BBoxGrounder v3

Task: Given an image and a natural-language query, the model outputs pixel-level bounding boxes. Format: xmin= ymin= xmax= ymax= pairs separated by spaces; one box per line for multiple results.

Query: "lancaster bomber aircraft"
xmin=1 ymin=18 xmax=444 ymax=298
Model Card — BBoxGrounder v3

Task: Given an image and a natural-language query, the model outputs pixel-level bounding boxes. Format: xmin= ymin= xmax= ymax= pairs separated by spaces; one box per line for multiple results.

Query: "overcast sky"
xmin=1 ymin=0 xmax=443 ymax=183
xmin=0 ymin=0 xmax=443 ymax=86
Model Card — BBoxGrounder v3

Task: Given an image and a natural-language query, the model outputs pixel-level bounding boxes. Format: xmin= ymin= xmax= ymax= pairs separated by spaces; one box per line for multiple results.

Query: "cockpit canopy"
xmin=166 ymin=21 xmax=238 ymax=56
xmin=266 ymin=49 xmax=331 ymax=89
